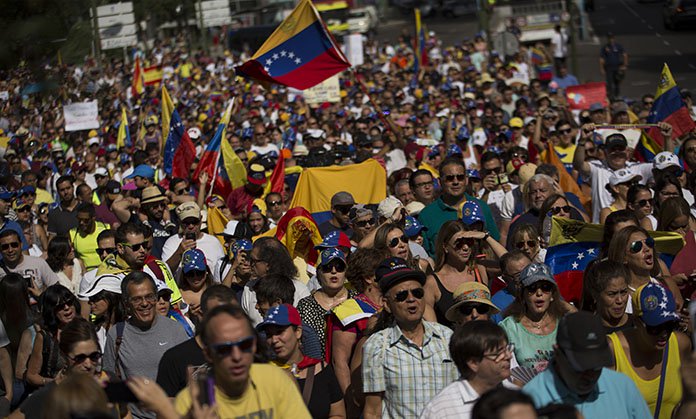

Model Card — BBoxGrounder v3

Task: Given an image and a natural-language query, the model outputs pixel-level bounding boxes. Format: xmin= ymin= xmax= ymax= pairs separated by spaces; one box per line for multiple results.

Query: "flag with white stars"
xmin=235 ymin=0 xmax=350 ymax=90
xmin=163 ymin=109 xmax=196 ymax=178
xmin=545 ymin=241 xmax=598 ymax=306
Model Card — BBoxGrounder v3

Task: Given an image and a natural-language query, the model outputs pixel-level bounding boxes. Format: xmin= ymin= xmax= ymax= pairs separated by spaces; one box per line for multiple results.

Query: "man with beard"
xmin=47 ymin=175 xmax=79 ymax=237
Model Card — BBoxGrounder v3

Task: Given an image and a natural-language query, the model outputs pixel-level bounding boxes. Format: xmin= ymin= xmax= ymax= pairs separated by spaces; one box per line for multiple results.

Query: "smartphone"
xmin=497 ymin=173 xmax=509 ymax=185
xmin=104 ymin=381 xmax=139 ymax=403
xmin=185 ymin=232 xmax=196 ymax=241
xmin=197 ymin=372 xmax=216 ymax=406
xmin=23 ymin=275 xmax=33 ymax=289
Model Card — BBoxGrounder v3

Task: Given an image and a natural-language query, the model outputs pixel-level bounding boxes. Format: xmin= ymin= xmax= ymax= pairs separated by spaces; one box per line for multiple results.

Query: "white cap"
xmin=653 ymin=151 xmax=681 ymax=171
xmin=87 ymin=137 xmax=100 ymax=146
xmin=187 ymin=127 xmax=201 ymax=140
xmin=156 ymin=279 xmax=172 ymax=295
xmin=378 ymin=196 xmax=402 ymax=220
xmin=95 ymin=167 xmax=109 ymax=177
xmin=405 ymin=201 xmax=426 ymax=216
xmin=608 ymin=168 xmax=642 ymax=186
xmin=79 ymin=275 xmax=122 ymax=298
xmin=222 ymin=220 xmax=241 ymax=236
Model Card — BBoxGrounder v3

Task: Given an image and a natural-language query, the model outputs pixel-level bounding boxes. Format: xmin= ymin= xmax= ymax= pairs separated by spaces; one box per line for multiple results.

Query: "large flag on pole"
xmin=116 ymin=107 xmax=131 ymax=150
xmin=235 ymin=0 xmax=351 ymax=90
xmin=640 ymin=64 xmax=695 ymax=161
xmin=163 ymin=109 xmax=196 ymax=179
xmin=161 ymin=86 xmax=175 ymax=147
xmin=414 ymin=8 xmax=425 ymax=73
xmin=131 ymin=56 xmax=144 ymax=97
xmin=193 ymin=100 xmax=235 ymax=196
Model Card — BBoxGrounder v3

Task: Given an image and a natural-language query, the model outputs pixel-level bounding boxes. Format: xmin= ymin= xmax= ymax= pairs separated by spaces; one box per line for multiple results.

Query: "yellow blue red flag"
xmin=235 ymin=0 xmax=351 ymax=90
xmin=116 ymin=106 xmax=131 ymax=149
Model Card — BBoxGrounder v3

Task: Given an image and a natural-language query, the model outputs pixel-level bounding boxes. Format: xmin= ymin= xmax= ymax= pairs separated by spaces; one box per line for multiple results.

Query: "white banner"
xmin=302 ymin=76 xmax=341 ymax=104
xmin=64 ymin=101 xmax=100 ymax=131
xmin=344 ymin=33 xmax=363 ymax=67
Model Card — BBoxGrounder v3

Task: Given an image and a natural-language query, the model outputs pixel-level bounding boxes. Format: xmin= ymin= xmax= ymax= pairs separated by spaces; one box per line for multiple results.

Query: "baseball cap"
xmin=125 ymin=164 xmax=155 ymax=180
xmin=257 ymin=304 xmax=302 ymax=331
xmin=293 ymin=144 xmax=309 ymax=157
xmin=405 ymin=201 xmax=425 ymax=216
xmin=247 ymin=164 xmax=267 ymax=186
xmin=375 ymin=257 xmax=426 ymax=293
xmin=633 ymin=282 xmax=680 ymax=327
xmin=509 ymin=117 xmax=524 ymax=128
xmin=314 ymin=230 xmax=351 ymax=250
xmin=349 ymin=204 xmax=373 ymax=222
xmin=156 ymin=280 xmax=173 ymax=296
xmin=556 ymin=311 xmax=612 ymax=371
xmin=187 ymin=127 xmax=202 ymax=140
xmin=176 ymin=202 xmax=201 ymax=221
xmin=0 ymin=187 xmax=15 ymax=201
xmin=604 ymin=133 xmax=628 ymax=149
xmin=466 ymin=169 xmax=481 ymax=180
xmin=220 ymin=220 xmax=251 ymax=239
xmin=94 ymin=167 xmax=109 ymax=177
xmin=446 ymin=144 xmax=463 ymax=157
xmin=519 ymin=263 xmax=557 ymax=288
xmin=331 ymin=191 xmax=355 ymax=207
xmin=181 ymin=248 xmax=207 ymax=273
xmin=653 ymin=151 xmax=681 ymax=171
xmin=460 ymin=201 xmax=484 ymax=226
xmin=445 ymin=282 xmax=500 ymax=322
xmin=231 ymin=239 xmax=253 ymax=257
xmin=12 ymin=198 xmax=31 ymax=211
xmin=140 ymin=186 xmax=167 ymax=205
xmin=404 ymin=216 xmax=427 ymax=237
xmin=79 ymin=274 xmax=122 ymax=299
xmin=378 ymin=196 xmax=402 ymax=219
xmin=87 ymin=137 xmax=100 ymax=147
xmin=589 ymin=102 xmax=604 ymax=112
xmin=18 ymin=186 xmax=35 ymax=196
xmin=319 ymin=248 xmax=346 ymax=266
xmin=518 ymin=163 xmax=538 ymax=186
xmin=105 ymin=180 xmax=121 ymax=195
xmin=607 ymin=168 xmax=642 ymax=186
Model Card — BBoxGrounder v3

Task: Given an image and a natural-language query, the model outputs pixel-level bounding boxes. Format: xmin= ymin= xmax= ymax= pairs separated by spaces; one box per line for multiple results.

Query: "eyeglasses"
xmin=483 ymin=343 xmax=515 ymax=363
xmin=629 ymin=237 xmax=655 ymax=253
xmin=526 ymin=282 xmax=554 ymax=294
xmin=97 ymin=247 xmax=116 ymax=255
xmin=413 ymin=181 xmax=432 ymax=189
xmin=443 ymin=174 xmax=466 ymax=183
xmin=334 ymin=205 xmax=352 ymax=215
xmin=129 ymin=293 xmax=157 ymax=305
xmin=249 ymin=256 xmax=266 ymax=266
xmin=634 ymin=198 xmax=654 ymax=208
xmin=388 ymin=235 xmax=409 ymax=248
xmin=267 ymin=200 xmax=282 ymax=207
xmin=1 ymin=242 xmax=20 ymax=250
xmin=69 ymin=351 xmax=102 ymax=364
xmin=121 ymin=241 xmax=150 ymax=252
xmin=320 ymin=260 xmax=347 ymax=274
xmin=452 ymin=237 xmax=476 ymax=250
xmin=644 ymin=321 xmax=678 ymax=336
xmin=459 ymin=303 xmax=491 ymax=316
xmin=558 ymin=128 xmax=572 ymax=135
xmin=393 ymin=287 xmax=425 ymax=302
xmin=355 ymin=218 xmax=376 ymax=228
xmin=208 ymin=336 xmax=256 ymax=357
xmin=550 ymin=205 xmax=571 ymax=215
xmin=515 ymin=240 xmax=538 ymax=250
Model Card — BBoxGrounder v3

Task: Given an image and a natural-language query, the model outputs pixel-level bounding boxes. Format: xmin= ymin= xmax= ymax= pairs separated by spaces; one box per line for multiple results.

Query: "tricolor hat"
xmin=314 ymin=230 xmax=351 ymax=250
xmin=181 ymin=249 xmax=207 ymax=273
xmin=404 ymin=216 xmax=426 ymax=237
xmin=460 ymin=201 xmax=484 ymax=226
xmin=319 ymin=248 xmax=346 ymax=266
xmin=446 ymin=144 xmax=463 ymax=157
xmin=257 ymin=304 xmax=302 ymax=331
xmin=247 ymin=163 xmax=267 ymax=186
xmin=633 ymin=282 xmax=680 ymax=326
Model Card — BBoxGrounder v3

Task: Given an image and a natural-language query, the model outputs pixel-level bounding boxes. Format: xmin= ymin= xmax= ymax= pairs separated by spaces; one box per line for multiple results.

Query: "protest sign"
xmin=566 ymin=82 xmax=608 ymax=110
xmin=302 ymin=76 xmax=340 ymax=104
xmin=64 ymin=101 xmax=99 ymax=131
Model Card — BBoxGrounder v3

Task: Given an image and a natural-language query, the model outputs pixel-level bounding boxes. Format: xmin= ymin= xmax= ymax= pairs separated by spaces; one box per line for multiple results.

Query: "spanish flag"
xmin=143 ymin=65 xmax=163 ymax=86
xmin=131 ymin=56 xmax=144 ymax=97
xmin=235 ymin=0 xmax=351 ymax=90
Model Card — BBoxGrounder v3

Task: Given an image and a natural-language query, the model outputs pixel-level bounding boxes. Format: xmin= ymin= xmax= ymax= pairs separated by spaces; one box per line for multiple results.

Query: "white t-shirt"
xmin=161 ymin=233 xmax=225 ymax=275
xmin=551 ymin=31 xmax=568 ymax=58
xmin=587 ymin=161 xmax=653 ymax=223
xmin=250 ymin=143 xmax=280 ymax=156
xmin=241 ymin=278 xmax=310 ymax=326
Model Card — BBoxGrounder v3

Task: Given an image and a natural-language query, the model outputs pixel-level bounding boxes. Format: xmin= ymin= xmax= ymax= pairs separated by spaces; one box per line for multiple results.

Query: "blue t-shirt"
xmin=524 ymin=367 xmax=651 ymax=419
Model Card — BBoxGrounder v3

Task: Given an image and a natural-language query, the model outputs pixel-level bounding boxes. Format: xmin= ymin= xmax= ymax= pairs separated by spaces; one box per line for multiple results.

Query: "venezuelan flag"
xmin=645 ymin=64 xmax=695 ymax=152
xmin=116 ymin=106 xmax=131 ymax=149
xmin=163 ymin=109 xmax=196 ymax=179
xmin=414 ymin=8 xmax=426 ymax=73
xmin=161 ymin=85 xmax=174 ymax=151
xmin=289 ymin=159 xmax=387 ymax=225
xmin=193 ymin=100 xmax=234 ymax=196
xmin=235 ymin=0 xmax=351 ymax=90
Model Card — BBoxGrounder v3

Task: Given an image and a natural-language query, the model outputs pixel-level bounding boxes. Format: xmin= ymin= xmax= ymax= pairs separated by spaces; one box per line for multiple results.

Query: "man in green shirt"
xmin=419 ymin=158 xmax=500 ymax=256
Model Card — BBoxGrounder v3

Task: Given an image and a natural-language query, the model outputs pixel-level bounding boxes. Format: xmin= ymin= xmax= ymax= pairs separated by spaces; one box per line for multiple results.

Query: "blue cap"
xmin=461 ymin=201 xmax=484 ymax=225
xmin=181 ymin=249 xmax=207 ymax=273
xmin=446 ymin=144 xmax=463 ymax=157
xmin=125 ymin=164 xmax=155 ymax=180
xmin=319 ymin=248 xmax=346 ymax=266
xmin=466 ymin=169 xmax=481 ymax=180
xmin=314 ymin=230 xmax=351 ymax=250
xmin=633 ymin=282 xmax=680 ymax=326
xmin=520 ymin=263 xmax=556 ymax=288
xmin=18 ymin=185 xmax=36 ymax=196
xmin=0 ymin=187 xmax=14 ymax=200
xmin=231 ymin=239 xmax=253 ymax=257
xmin=404 ymin=216 xmax=426 ymax=237
xmin=257 ymin=304 xmax=302 ymax=331
xmin=589 ymin=102 xmax=604 ymax=112
xmin=428 ymin=145 xmax=441 ymax=158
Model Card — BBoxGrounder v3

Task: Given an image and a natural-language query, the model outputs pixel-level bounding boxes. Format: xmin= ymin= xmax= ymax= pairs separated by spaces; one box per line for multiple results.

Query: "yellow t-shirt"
xmin=70 ymin=222 xmax=109 ymax=270
xmin=174 ymin=364 xmax=311 ymax=418
xmin=34 ymin=188 xmax=54 ymax=205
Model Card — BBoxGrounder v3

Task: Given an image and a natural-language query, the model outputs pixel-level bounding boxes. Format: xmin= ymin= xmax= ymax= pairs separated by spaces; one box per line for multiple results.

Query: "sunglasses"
xmin=443 ymin=174 xmax=466 ymax=183
xmin=634 ymin=198 xmax=654 ymax=208
xmin=57 ymin=296 xmax=76 ymax=310
xmin=526 ymin=282 xmax=554 ymax=294
xmin=550 ymin=205 xmax=571 ymax=215
xmin=629 ymin=237 xmax=655 ymax=253
xmin=558 ymin=128 xmax=572 ymax=135
xmin=393 ymin=287 xmax=425 ymax=302
xmin=184 ymin=270 xmax=206 ymax=278
xmin=267 ymin=200 xmax=282 ymax=207
xmin=334 ymin=205 xmax=352 ymax=215
xmin=453 ymin=237 xmax=476 ymax=250
xmin=97 ymin=247 xmax=116 ymax=255
xmin=208 ymin=336 xmax=256 ymax=357
xmin=121 ymin=241 xmax=150 ymax=252
xmin=181 ymin=219 xmax=200 ymax=226
xmin=388 ymin=235 xmax=409 ymax=248
xmin=320 ymin=260 xmax=346 ymax=274
xmin=1 ymin=242 xmax=20 ymax=250
xmin=17 ymin=206 xmax=32 ymax=213
xmin=644 ymin=321 xmax=678 ymax=336
xmin=175 ymin=187 xmax=190 ymax=196
xmin=69 ymin=351 xmax=102 ymax=364
xmin=355 ymin=218 xmax=376 ymax=228
xmin=459 ymin=303 xmax=491 ymax=316
xmin=515 ymin=240 xmax=538 ymax=250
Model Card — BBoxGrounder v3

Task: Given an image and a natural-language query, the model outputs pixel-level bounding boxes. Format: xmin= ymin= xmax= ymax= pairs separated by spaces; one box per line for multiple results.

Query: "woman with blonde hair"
xmin=510 ymin=224 xmax=544 ymax=263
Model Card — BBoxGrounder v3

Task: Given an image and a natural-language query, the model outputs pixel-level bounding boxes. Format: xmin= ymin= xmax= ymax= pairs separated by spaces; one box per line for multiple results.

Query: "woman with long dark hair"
xmin=179 ymin=249 xmax=214 ymax=326
xmin=79 ymin=276 xmax=126 ymax=350
xmin=46 ymin=237 xmax=82 ymax=295
xmin=25 ymin=285 xmax=80 ymax=388
xmin=580 ymin=259 xmax=632 ymax=333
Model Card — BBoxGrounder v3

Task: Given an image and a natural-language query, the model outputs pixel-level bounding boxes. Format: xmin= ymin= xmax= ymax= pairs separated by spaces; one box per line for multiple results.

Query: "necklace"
xmin=528 ymin=313 xmax=549 ymax=330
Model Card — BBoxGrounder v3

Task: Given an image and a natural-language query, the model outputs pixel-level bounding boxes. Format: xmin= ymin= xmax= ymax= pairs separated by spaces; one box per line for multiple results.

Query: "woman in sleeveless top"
xmin=580 ymin=259 xmax=634 ymax=334
xmin=599 ymin=169 xmax=637 ymax=224
xmin=607 ymin=282 xmax=691 ymax=419
xmin=424 ymin=220 xmax=507 ymax=328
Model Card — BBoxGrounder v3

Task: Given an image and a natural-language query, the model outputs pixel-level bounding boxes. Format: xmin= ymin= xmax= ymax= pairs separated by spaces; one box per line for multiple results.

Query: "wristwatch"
xmin=483 ymin=232 xmax=490 ymax=240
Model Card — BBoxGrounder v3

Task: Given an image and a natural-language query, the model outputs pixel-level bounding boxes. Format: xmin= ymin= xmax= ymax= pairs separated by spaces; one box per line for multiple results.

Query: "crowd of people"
xmin=1 ymin=24 xmax=696 ymax=419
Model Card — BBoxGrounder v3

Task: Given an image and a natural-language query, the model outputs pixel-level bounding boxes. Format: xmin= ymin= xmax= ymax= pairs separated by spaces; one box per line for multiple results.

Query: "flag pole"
xmin=207 ymin=96 xmax=235 ymax=197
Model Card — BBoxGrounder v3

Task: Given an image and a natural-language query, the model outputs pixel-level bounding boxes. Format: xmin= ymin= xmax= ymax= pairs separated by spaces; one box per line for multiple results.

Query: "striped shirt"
xmin=362 ymin=321 xmax=458 ymax=418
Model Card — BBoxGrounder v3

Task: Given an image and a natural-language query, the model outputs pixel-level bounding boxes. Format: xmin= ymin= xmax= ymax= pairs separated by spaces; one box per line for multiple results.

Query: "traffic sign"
xmin=97 ymin=2 xmax=133 ymax=16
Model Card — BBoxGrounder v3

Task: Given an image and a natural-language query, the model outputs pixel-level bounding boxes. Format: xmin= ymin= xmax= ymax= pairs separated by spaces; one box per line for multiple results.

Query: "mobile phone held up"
xmin=185 ymin=232 xmax=196 ymax=241
xmin=104 ymin=381 xmax=139 ymax=403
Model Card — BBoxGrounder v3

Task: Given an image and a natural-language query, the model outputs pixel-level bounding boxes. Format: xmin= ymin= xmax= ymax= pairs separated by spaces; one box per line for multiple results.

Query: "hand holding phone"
xmin=105 ymin=381 xmax=139 ymax=403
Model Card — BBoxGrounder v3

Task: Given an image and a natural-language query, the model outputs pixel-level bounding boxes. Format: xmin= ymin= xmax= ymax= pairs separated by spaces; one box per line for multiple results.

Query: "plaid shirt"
xmin=362 ymin=321 xmax=458 ymax=418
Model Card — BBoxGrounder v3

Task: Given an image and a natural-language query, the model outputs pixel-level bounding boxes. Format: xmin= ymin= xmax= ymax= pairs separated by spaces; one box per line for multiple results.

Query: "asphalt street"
xmin=374 ymin=0 xmax=696 ymax=101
